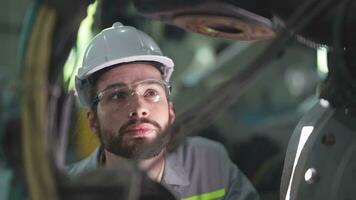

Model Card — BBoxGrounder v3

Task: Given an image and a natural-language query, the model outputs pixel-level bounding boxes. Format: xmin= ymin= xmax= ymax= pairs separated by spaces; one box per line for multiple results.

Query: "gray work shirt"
xmin=67 ymin=137 xmax=260 ymax=200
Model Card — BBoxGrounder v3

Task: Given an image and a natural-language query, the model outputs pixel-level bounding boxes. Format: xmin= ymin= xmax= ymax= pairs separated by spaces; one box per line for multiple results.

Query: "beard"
xmin=97 ymin=117 xmax=171 ymax=159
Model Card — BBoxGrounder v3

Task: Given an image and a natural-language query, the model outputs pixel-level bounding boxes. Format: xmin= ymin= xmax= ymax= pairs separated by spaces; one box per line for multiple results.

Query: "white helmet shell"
xmin=75 ymin=22 xmax=174 ymax=107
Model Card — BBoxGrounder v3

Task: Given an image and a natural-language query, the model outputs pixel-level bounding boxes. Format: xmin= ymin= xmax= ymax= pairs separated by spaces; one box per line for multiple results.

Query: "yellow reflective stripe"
xmin=182 ymin=189 xmax=226 ymax=200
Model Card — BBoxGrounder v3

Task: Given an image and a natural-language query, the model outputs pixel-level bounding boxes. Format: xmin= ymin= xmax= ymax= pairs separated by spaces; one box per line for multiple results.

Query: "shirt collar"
xmin=162 ymin=151 xmax=190 ymax=186
xmin=95 ymin=146 xmax=190 ymax=186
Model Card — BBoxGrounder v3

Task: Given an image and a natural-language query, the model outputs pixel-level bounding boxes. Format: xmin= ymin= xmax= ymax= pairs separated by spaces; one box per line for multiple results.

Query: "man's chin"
xmin=126 ymin=137 xmax=154 ymax=147
xmin=108 ymin=138 xmax=165 ymax=159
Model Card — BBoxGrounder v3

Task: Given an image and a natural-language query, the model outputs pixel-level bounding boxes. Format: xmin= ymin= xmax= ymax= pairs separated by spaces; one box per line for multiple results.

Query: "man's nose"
xmin=128 ymin=94 xmax=150 ymax=118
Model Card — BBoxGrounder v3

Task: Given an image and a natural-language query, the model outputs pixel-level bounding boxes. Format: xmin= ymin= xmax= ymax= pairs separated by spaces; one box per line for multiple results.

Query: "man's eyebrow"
xmin=101 ymin=82 xmax=127 ymax=92
xmin=101 ymin=78 xmax=165 ymax=92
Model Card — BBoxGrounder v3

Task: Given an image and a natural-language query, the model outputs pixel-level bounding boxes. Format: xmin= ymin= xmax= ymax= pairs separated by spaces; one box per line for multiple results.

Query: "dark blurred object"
xmin=272 ymin=0 xmax=356 ymax=49
xmin=197 ymin=124 xmax=227 ymax=145
xmin=133 ymin=0 xmax=275 ymax=40
xmin=99 ymin=0 xmax=145 ymax=30
xmin=2 ymin=119 xmax=26 ymax=200
xmin=43 ymin=0 xmax=95 ymax=18
xmin=163 ymin=25 xmax=187 ymax=42
xmin=232 ymin=135 xmax=284 ymax=196
xmin=58 ymin=168 xmax=177 ymax=200
xmin=99 ymin=0 xmax=187 ymax=41
xmin=318 ymin=49 xmax=356 ymax=116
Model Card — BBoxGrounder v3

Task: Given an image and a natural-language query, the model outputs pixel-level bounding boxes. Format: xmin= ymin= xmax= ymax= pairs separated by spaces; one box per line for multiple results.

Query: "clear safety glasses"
xmin=92 ymin=79 xmax=170 ymax=109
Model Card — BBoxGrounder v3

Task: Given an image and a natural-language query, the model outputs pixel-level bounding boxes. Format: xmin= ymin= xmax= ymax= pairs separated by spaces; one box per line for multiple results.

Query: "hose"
xmin=21 ymin=3 xmax=58 ymax=200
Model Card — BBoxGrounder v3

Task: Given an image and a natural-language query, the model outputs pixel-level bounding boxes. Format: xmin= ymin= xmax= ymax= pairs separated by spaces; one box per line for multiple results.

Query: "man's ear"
xmin=168 ymin=101 xmax=176 ymax=124
xmin=87 ymin=111 xmax=99 ymax=134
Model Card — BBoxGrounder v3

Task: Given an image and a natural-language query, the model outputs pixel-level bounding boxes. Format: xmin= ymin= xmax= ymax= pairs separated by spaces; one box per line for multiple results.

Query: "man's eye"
xmin=110 ymin=91 xmax=128 ymax=100
xmin=144 ymin=89 xmax=159 ymax=98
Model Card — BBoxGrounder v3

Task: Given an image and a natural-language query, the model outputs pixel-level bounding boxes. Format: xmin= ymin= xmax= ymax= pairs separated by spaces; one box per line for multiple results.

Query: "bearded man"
xmin=68 ymin=22 xmax=259 ymax=200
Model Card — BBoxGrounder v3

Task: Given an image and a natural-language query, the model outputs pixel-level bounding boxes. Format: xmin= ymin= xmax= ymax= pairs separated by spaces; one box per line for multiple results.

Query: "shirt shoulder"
xmin=183 ymin=136 xmax=225 ymax=148
xmin=165 ymin=136 xmax=232 ymax=188
xmin=165 ymin=136 xmax=259 ymax=200
xmin=66 ymin=148 xmax=100 ymax=176
xmin=170 ymin=136 xmax=230 ymax=164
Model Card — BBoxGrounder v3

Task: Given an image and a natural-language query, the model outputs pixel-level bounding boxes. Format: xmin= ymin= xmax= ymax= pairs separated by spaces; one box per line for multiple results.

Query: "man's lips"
xmin=122 ymin=123 xmax=156 ymax=137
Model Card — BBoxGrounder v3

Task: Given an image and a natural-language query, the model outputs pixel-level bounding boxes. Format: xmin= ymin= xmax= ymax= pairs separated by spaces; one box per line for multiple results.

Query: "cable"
xmin=21 ymin=3 xmax=58 ymax=200
xmin=54 ymin=91 xmax=75 ymax=169
xmin=18 ymin=0 xmax=40 ymax=75
xmin=63 ymin=46 xmax=79 ymax=91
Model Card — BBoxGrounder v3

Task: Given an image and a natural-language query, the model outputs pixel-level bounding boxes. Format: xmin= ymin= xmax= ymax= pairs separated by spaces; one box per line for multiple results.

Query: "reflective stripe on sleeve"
xmin=182 ymin=188 xmax=226 ymax=200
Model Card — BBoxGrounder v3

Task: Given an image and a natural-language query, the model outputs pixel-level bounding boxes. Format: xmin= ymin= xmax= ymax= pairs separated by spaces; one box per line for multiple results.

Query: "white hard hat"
xmin=75 ymin=22 xmax=174 ymax=107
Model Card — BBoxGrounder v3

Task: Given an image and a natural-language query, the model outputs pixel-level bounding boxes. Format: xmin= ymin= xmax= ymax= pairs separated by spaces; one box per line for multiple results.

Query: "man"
xmin=68 ymin=22 xmax=259 ymax=200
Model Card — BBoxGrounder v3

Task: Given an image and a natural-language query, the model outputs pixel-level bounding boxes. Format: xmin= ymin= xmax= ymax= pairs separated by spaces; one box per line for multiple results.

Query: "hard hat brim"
xmin=85 ymin=55 xmax=174 ymax=81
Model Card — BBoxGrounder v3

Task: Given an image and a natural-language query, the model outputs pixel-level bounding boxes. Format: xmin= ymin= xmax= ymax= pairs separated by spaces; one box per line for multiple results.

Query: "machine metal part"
xmin=173 ymin=14 xmax=274 ymax=40
xmin=133 ymin=0 xmax=275 ymax=40
xmin=280 ymin=101 xmax=356 ymax=200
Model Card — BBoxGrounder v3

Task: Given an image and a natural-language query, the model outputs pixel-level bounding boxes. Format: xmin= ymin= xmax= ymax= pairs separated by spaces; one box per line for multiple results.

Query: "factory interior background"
xmin=0 ymin=0 xmax=330 ymax=199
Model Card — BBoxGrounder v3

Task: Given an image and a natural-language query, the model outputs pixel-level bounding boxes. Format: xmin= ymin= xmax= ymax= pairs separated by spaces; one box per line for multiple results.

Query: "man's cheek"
xmin=102 ymin=114 xmax=123 ymax=127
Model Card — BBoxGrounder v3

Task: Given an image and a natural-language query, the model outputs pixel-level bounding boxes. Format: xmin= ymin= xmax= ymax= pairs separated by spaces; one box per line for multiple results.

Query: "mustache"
xmin=119 ymin=118 xmax=162 ymax=134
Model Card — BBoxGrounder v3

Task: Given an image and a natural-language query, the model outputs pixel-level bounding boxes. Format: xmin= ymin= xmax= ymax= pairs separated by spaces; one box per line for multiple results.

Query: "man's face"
xmin=88 ymin=63 xmax=175 ymax=159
